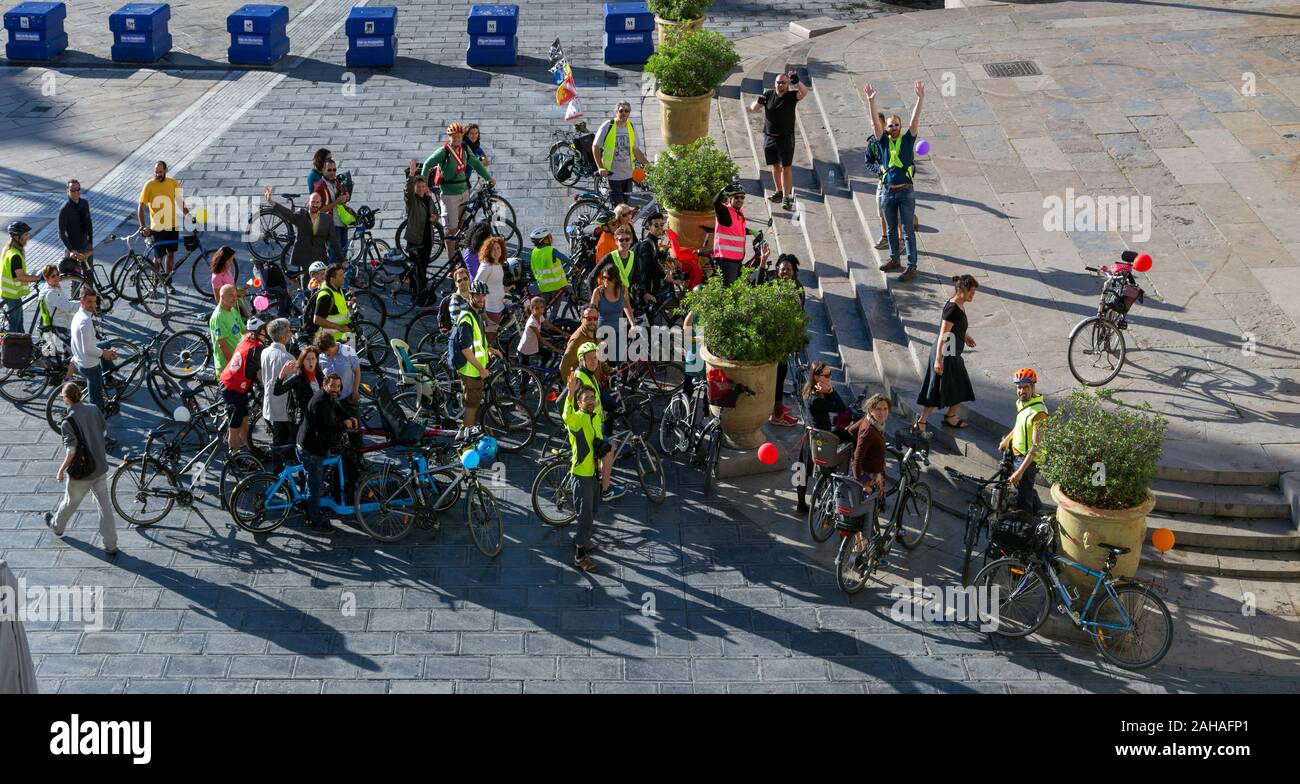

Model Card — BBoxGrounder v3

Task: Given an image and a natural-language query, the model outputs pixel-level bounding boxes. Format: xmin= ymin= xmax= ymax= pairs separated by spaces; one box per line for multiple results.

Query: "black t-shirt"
xmin=763 ymin=89 xmax=801 ymax=136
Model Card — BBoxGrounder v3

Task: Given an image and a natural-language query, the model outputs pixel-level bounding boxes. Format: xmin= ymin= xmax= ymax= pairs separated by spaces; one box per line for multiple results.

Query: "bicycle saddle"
xmin=1097 ymin=543 xmax=1130 ymax=556
xmin=279 ymin=193 xmax=300 ymax=202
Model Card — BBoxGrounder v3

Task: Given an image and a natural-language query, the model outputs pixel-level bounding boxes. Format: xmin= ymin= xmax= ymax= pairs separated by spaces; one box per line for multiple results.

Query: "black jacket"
xmin=274 ymin=372 xmax=323 ymax=423
xmin=271 ymin=203 xmax=343 ymax=272
xmin=404 ymin=175 xmax=437 ymax=246
xmin=58 ymin=198 xmax=93 ymax=253
xmin=298 ymin=388 xmax=346 ymax=456
xmin=631 ymin=236 xmax=666 ymax=295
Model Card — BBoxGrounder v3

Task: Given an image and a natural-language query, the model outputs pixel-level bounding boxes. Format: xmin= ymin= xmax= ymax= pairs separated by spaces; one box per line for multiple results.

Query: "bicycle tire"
xmin=531 ymin=458 xmax=576 ymax=527
xmin=354 ymin=467 xmax=418 ymax=542
xmin=159 ymin=329 xmax=212 ymax=380
xmin=808 ymin=472 xmax=836 ymax=543
xmin=972 ymin=558 xmax=1051 ymax=638
xmin=109 ymin=252 xmax=147 ymax=302
xmin=960 ymin=504 xmax=984 ymax=585
xmin=110 ymin=457 xmax=177 ymax=527
xmin=548 ymin=141 xmax=582 ymax=187
xmin=393 ymin=220 xmax=408 ymax=257
xmin=702 ymin=421 xmax=722 ymax=496
xmin=350 ymin=319 xmax=391 ymax=370
xmin=246 ymin=207 xmax=294 ymax=264
xmin=493 ymin=364 xmax=544 ymax=420
xmin=132 ymin=266 xmax=171 ymax=318
xmin=0 ymin=356 xmax=56 ymax=404
xmin=836 ymin=534 xmax=869 ymax=595
xmin=635 ymin=437 xmax=667 ymax=504
xmin=896 ymin=481 xmax=931 ymax=550
xmin=658 ymin=394 xmax=690 ymax=456
xmin=219 ymin=451 xmax=265 ymax=511
xmin=563 ymin=198 xmax=606 ymax=240
xmin=1087 ymin=582 xmax=1173 ymax=670
xmin=391 ymin=389 xmax=452 ymax=430
xmin=228 ymin=471 xmax=293 ymax=535
xmin=350 ymin=290 xmax=388 ymax=330
xmin=1068 ymin=316 xmax=1126 ymax=387
xmin=482 ymin=393 xmax=535 ymax=453
xmin=404 ymin=312 xmax=444 ymax=356
xmin=467 ymin=484 xmax=504 ymax=558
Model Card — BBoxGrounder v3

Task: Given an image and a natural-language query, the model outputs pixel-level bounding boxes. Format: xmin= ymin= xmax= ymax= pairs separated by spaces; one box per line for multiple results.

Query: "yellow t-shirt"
xmin=139 ymin=178 xmax=183 ymax=231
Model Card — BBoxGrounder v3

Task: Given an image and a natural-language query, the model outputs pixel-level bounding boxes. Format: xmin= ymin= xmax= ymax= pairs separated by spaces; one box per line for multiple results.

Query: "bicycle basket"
xmin=705 ymin=369 xmax=749 ymax=408
xmin=990 ymin=510 xmax=1052 ymax=554
xmin=182 ymin=232 xmax=200 ymax=252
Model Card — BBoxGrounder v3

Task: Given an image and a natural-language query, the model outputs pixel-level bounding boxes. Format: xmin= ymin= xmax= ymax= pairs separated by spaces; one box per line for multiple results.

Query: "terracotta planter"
xmin=665 ymin=208 xmax=715 ymax=253
xmin=657 ymin=89 xmax=713 ymax=149
xmin=1051 ymin=484 xmax=1155 ymax=591
xmin=655 ymin=14 xmax=704 ymax=47
xmin=701 ymin=344 xmax=775 ymax=450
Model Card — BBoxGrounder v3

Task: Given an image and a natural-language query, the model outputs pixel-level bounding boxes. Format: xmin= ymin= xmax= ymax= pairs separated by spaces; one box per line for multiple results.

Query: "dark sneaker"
xmin=574 ymin=554 xmax=598 ymax=572
xmin=307 ymin=522 xmax=338 ymax=535
xmin=879 ymin=258 xmax=903 ymax=272
xmin=873 ymin=237 xmax=889 ymax=250
xmin=768 ymin=192 xmax=783 ymax=203
xmin=584 ymin=540 xmax=600 ymax=553
xmin=796 ymin=503 xmax=810 ymax=516
xmin=898 ymin=267 xmax=917 ymax=282
xmin=44 ymin=512 xmax=62 ymax=538
xmin=782 ymin=197 xmax=794 ymax=211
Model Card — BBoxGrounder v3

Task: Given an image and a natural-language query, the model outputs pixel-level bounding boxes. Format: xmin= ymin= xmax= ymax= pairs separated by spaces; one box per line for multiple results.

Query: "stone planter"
xmin=657 ymin=89 xmax=713 ymax=148
xmin=665 ymin=207 xmax=715 ymax=253
xmin=655 ymin=14 xmax=704 ymax=47
xmin=701 ymin=344 xmax=775 ymax=450
xmin=1051 ymin=484 xmax=1155 ymax=591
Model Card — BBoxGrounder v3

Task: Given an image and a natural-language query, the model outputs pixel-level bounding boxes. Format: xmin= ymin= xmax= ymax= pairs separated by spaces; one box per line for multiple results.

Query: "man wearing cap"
xmin=564 ymin=376 xmax=603 ymax=572
xmin=712 ymin=185 xmax=760 ymax=286
xmin=998 ymin=368 xmax=1049 ymax=514
xmin=422 ymin=123 xmax=493 ymax=262
xmin=3 ymin=221 xmax=41 ymax=332
xmin=571 ymin=340 xmax=625 ymax=502
xmin=593 ymin=101 xmax=648 ymax=208
xmin=218 ymin=316 xmax=268 ymax=457
xmin=452 ymin=280 xmax=502 ymax=436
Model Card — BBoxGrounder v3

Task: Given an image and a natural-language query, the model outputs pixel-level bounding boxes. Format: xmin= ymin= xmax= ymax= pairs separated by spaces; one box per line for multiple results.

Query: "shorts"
xmin=151 ymin=230 xmax=180 ymax=258
xmin=222 ymin=387 xmax=250 ymax=428
xmin=484 ymin=310 xmax=502 ymax=332
xmin=876 ymin=181 xmax=886 ymax=216
xmin=460 ymin=374 xmax=484 ymax=409
xmin=764 ymin=134 xmax=795 ymax=167
xmin=441 ymin=191 xmax=469 ymax=235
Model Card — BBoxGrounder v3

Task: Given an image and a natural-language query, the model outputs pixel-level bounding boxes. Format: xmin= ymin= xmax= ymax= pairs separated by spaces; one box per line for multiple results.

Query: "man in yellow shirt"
xmin=136 ymin=160 xmax=188 ymax=292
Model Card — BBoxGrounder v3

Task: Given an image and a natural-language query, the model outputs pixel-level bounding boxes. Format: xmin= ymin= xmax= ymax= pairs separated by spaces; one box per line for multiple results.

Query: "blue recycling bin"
xmin=345 ymin=5 xmax=396 ymax=68
xmin=602 ymin=2 xmax=654 ymax=65
xmin=466 ymin=4 xmax=517 ymax=67
xmin=3 ymin=1 xmax=67 ymax=62
xmin=227 ymin=3 xmax=289 ymax=66
xmin=109 ymin=3 xmax=171 ymax=63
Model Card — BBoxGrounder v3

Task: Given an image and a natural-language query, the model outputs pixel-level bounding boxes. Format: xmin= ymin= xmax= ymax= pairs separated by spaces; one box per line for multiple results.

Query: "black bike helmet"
xmin=356 ymin=206 xmax=377 ymax=230
xmin=720 ymin=182 xmax=744 ymax=198
xmin=469 ymin=280 xmax=490 ymax=296
xmin=7 ymin=221 xmax=31 ymax=237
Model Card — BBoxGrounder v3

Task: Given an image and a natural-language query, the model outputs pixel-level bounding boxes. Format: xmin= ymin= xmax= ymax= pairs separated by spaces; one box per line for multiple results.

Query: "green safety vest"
xmin=609 ymin=249 xmax=635 ymax=290
xmin=1012 ymin=395 xmax=1048 ymax=457
xmin=316 ymin=284 xmax=350 ymax=342
xmin=563 ymin=387 xmax=604 ymax=477
xmin=886 ymin=134 xmax=914 ymax=182
xmin=455 ymin=309 xmax=490 ymax=378
xmin=38 ymin=290 xmax=52 ymax=329
xmin=599 ymin=121 xmax=636 ymax=171
xmin=530 ymin=246 xmax=568 ymax=292
xmin=2 ymin=246 xmax=25 ymax=300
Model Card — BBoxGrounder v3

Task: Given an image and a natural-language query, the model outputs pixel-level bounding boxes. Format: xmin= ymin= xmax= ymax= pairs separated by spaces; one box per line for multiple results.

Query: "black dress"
xmin=916 ymin=301 xmax=975 ymax=408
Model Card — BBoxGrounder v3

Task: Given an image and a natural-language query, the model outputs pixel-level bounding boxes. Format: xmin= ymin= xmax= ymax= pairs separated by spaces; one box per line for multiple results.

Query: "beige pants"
xmin=51 ymin=474 xmax=118 ymax=551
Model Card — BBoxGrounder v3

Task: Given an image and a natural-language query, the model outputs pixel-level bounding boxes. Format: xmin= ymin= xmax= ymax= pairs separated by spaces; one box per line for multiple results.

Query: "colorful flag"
xmin=556 ymin=77 xmax=578 ymax=106
xmin=564 ymin=98 xmax=585 ymax=122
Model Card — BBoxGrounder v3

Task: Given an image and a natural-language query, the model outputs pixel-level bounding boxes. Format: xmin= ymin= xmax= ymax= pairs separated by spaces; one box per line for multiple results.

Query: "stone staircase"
xmin=707 ymin=19 xmax=1300 ymax=580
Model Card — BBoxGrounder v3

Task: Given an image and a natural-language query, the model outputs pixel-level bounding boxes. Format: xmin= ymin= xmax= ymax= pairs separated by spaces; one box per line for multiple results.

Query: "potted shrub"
xmin=645 ymin=26 xmax=739 ymax=147
xmin=682 ymin=274 xmax=809 ymax=448
xmin=645 ymin=137 xmax=738 ymax=250
xmin=648 ymin=0 xmax=710 ymax=46
xmin=1039 ymin=388 xmax=1167 ymax=588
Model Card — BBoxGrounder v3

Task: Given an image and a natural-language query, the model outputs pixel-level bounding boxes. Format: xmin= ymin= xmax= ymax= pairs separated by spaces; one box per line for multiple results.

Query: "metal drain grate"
xmin=984 ymin=60 xmax=1042 ymax=78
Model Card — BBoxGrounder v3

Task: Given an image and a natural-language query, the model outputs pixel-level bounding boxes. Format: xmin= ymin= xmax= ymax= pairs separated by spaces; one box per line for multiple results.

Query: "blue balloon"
xmin=461 ymin=449 xmax=481 ymax=470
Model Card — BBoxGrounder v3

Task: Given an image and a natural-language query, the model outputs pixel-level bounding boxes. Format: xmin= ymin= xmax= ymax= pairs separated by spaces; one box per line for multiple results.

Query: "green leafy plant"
xmin=644 ymin=27 xmax=739 ymax=98
xmin=645 ymin=137 xmax=738 ymax=213
xmin=648 ymin=0 xmax=711 ymax=22
xmin=681 ymin=274 xmax=809 ymax=364
xmin=1039 ymin=388 xmax=1167 ymax=510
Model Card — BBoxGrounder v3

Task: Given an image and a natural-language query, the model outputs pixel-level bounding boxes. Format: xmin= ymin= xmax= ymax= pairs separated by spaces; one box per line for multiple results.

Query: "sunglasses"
xmin=583 ymin=315 xmax=599 ymax=322
xmin=886 ymin=123 xmax=900 ymax=129
xmin=618 ymin=108 xmax=631 ymax=114
xmin=617 ymin=237 xmax=633 ymax=243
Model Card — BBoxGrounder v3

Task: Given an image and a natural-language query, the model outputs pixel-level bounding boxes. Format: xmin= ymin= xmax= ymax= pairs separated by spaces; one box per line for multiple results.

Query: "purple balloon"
xmin=914 ymin=139 xmax=931 ymax=156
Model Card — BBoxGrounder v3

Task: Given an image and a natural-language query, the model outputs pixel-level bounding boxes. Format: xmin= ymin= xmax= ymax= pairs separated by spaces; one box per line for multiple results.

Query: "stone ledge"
xmin=789 ymin=17 xmax=846 ymax=40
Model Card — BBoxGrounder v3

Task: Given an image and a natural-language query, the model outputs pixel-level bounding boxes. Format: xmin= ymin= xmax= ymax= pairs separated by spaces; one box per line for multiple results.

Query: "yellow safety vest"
xmin=1012 ymin=395 xmax=1048 ymax=456
xmin=609 ymin=249 xmax=635 ymax=290
xmin=530 ymin=246 xmax=568 ymax=292
xmin=2 ymin=246 xmax=26 ymax=300
xmin=456 ymin=309 xmax=490 ymax=378
xmin=574 ymin=366 xmax=605 ymax=434
xmin=887 ymin=134 xmax=914 ymax=182
xmin=599 ymin=120 xmax=636 ymax=171
xmin=316 ymin=284 xmax=351 ymax=343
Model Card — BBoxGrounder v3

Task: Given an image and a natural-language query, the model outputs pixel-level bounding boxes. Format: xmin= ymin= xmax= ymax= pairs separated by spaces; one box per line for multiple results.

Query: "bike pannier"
xmin=2 ymin=332 xmax=33 ymax=369
xmin=990 ymin=510 xmax=1052 ymax=553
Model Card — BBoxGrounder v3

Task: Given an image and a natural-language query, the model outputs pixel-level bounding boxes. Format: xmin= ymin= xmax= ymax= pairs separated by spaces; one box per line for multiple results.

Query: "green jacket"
xmin=421 ymin=144 xmax=491 ymax=196
xmin=563 ymin=390 xmax=603 ymax=477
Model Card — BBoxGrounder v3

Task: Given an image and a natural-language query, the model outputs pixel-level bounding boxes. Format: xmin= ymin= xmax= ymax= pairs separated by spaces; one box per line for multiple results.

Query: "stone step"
xmin=1140 ymin=544 xmax=1300 ymax=581
xmin=1144 ymin=511 xmax=1300 ymax=553
xmin=1150 ymin=479 xmax=1291 ymax=519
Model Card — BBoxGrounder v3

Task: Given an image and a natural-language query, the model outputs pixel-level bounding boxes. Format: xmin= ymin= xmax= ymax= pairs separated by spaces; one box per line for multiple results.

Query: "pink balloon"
xmin=757 ymin=442 xmax=778 ymax=465
xmin=253 ymin=295 xmax=270 ymax=312
xmin=914 ymin=139 xmax=931 ymax=156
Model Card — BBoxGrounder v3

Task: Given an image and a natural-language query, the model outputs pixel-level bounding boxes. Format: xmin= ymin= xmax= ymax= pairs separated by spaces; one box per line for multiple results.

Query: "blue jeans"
xmin=4 ymin=297 xmax=23 ymax=333
xmin=81 ymin=363 xmax=106 ymax=412
xmin=1012 ymin=456 xmax=1040 ymax=515
xmin=881 ymin=186 xmax=918 ymax=269
xmin=298 ymin=447 xmax=325 ymax=526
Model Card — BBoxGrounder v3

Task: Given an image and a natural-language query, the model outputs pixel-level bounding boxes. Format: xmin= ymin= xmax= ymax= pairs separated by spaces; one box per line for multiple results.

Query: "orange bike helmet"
xmin=1012 ymin=368 xmax=1038 ymax=385
xmin=631 ymin=166 xmax=647 ymax=184
xmin=447 ymin=123 xmax=466 ymax=135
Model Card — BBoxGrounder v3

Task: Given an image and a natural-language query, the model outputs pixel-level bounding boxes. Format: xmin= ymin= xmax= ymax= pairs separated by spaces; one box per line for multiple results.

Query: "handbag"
xmin=66 ymin=414 xmax=98 ymax=481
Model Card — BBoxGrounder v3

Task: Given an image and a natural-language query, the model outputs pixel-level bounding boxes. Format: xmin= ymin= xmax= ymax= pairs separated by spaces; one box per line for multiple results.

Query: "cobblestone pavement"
xmin=3 ymin=0 xmax=1297 ymax=694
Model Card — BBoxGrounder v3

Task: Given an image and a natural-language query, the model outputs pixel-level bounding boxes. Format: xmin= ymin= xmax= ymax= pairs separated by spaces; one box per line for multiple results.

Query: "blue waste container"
xmin=109 ymin=3 xmax=171 ymax=63
xmin=466 ymin=4 xmax=517 ymax=66
xmin=227 ymin=3 xmax=289 ymax=66
xmin=602 ymin=2 xmax=654 ymax=65
xmin=3 ymin=1 xmax=67 ymax=62
xmin=345 ymin=5 xmax=396 ymax=68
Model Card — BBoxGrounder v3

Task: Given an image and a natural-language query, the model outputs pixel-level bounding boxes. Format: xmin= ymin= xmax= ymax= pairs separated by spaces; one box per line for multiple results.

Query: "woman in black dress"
xmin=916 ymin=275 xmax=978 ymax=432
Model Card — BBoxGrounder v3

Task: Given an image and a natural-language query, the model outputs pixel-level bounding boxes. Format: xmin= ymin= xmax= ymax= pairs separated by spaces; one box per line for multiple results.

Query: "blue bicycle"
xmin=227 ymin=447 xmax=371 ymax=536
xmin=972 ymin=517 xmax=1173 ymax=669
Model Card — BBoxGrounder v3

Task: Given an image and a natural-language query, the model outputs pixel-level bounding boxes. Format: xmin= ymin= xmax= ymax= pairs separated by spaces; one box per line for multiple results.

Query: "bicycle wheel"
xmin=219 ymin=451 xmax=265 ymax=510
xmin=634 ymin=437 xmax=667 ymax=504
xmin=548 ymin=142 xmax=581 ymax=186
xmin=350 ymin=320 xmax=391 ymax=370
xmin=350 ymin=290 xmax=388 ymax=329
xmin=493 ymin=364 xmax=544 ymax=419
xmin=531 ymin=459 xmax=576 ymax=527
xmin=405 ymin=312 xmax=444 ymax=356
xmin=466 ymin=484 xmax=503 ymax=558
xmin=1068 ymin=316 xmax=1126 ymax=386
xmin=836 ymin=532 xmax=869 ymax=595
xmin=0 ymin=356 xmax=55 ymax=404
xmin=192 ymin=255 xmax=239 ymax=299
xmin=46 ymin=381 xmax=79 ymax=433
xmin=1088 ymin=582 xmax=1173 ymax=670
xmin=973 ymin=558 xmax=1051 ymax=638
xmin=159 ymin=329 xmax=212 ymax=380
xmin=960 ymin=504 xmax=985 ymax=585
xmin=808 ymin=472 xmax=836 ymax=543
xmin=483 ymin=393 xmax=535 ymax=453
xmin=393 ymin=221 xmax=408 ymax=257
xmin=896 ymin=481 xmax=931 ymax=550
xmin=657 ymin=394 xmax=689 ymax=455
xmin=229 ymin=472 xmax=293 ymax=534
xmin=133 ymin=266 xmax=171 ymax=318
xmin=354 ymin=467 xmax=418 ymax=542
xmin=563 ymin=198 xmax=606 ymax=239
xmin=109 ymin=252 xmax=146 ymax=302
xmin=701 ymin=420 xmax=722 ymax=496
xmin=246 ymin=207 xmax=294 ymax=264
xmin=110 ymin=457 xmax=177 ymax=527
xmin=392 ymin=389 xmax=449 ymax=429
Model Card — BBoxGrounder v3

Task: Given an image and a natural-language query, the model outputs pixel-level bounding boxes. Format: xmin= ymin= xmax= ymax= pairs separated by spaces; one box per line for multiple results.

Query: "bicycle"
xmin=658 ymin=373 xmax=752 ymax=496
xmin=547 ymin=121 xmax=609 ymax=198
xmin=562 ymin=183 xmax=658 ymax=242
xmin=971 ymin=519 xmax=1174 ymax=669
xmin=109 ymin=227 xmax=212 ymax=315
xmin=245 ymin=192 xmax=300 ymax=264
xmin=833 ymin=429 xmax=933 ymax=595
xmin=944 ymin=448 xmax=1018 ymax=584
xmin=1067 ymin=253 xmax=1149 ymax=386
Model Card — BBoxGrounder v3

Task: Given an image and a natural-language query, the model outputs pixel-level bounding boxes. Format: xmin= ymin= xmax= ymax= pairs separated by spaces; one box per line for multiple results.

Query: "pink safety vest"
xmin=712 ymin=205 xmax=747 ymax=262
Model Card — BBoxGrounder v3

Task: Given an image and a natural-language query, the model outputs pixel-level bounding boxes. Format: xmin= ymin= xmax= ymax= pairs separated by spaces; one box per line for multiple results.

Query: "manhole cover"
xmin=984 ymin=60 xmax=1042 ymax=78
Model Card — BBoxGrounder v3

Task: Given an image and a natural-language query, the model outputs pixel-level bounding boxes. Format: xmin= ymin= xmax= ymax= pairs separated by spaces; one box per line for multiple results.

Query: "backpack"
xmin=446 ymin=317 xmax=469 ymax=372
xmin=864 ymin=135 xmax=883 ymax=177
xmin=437 ymin=293 xmax=454 ymax=334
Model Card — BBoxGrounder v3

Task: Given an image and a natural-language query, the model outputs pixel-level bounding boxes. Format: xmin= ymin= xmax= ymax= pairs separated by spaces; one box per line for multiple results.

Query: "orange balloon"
xmin=757 ymin=442 xmax=778 ymax=465
xmin=252 ymin=278 xmax=262 ymax=288
xmin=1152 ymin=527 xmax=1175 ymax=553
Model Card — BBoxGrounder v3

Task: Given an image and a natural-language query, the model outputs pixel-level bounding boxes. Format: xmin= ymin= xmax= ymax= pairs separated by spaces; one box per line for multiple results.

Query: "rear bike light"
xmin=837 ymin=528 xmax=853 ymax=537
xmin=836 ymin=506 xmax=852 ymax=515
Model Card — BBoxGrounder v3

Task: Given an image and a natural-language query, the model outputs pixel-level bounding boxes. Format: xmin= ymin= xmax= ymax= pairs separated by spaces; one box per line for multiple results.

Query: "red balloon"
xmin=1134 ymin=253 xmax=1153 ymax=272
xmin=757 ymin=442 xmax=778 ymax=465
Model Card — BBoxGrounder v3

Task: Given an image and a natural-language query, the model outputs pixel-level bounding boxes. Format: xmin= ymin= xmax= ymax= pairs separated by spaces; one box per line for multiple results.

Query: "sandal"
xmin=942 ymin=415 xmax=969 ymax=429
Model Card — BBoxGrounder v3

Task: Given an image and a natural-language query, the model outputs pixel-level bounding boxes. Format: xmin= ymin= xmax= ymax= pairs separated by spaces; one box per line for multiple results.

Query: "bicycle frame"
xmin=261 ymin=454 xmax=381 ymax=517
xmin=1004 ymin=553 xmax=1133 ymax=634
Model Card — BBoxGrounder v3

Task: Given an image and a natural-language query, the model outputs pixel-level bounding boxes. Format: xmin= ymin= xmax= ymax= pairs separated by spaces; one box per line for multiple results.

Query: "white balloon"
xmin=173 ymin=405 xmax=191 ymax=423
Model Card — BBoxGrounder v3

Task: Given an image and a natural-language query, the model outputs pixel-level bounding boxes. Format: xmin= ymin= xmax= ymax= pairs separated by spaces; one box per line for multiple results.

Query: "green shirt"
xmin=209 ymin=306 xmax=244 ymax=373
xmin=563 ymin=391 xmax=603 ymax=478
xmin=421 ymin=144 xmax=491 ymax=196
